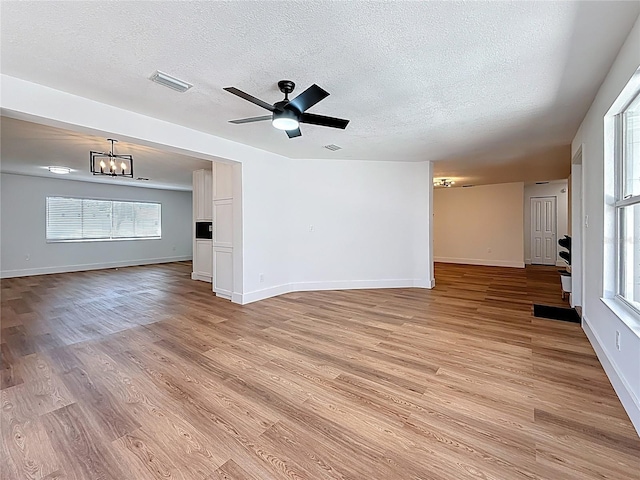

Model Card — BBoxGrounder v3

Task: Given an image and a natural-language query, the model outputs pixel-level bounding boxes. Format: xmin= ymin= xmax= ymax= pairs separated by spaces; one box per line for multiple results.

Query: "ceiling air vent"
xmin=462 ymin=185 xmax=475 ymax=188
xmin=324 ymin=144 xmax=342 ymax=151
xmin=149 ymin=70 xmax=192 ymax=93
xmin=535 ymin=181 xmax=549 ymax=185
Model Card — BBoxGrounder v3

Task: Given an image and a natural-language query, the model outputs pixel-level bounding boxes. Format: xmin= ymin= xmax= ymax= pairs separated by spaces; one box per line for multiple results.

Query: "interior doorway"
xmin=530 ymin=196 xmax=557 ymax=265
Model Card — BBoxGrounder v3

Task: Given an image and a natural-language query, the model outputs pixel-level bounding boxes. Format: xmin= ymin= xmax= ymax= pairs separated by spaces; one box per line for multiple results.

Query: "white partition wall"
xmin=239 ymin=158 xmax=434 ymax=304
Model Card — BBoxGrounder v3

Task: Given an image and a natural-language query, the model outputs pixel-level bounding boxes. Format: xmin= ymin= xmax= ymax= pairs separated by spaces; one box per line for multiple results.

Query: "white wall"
xmin=240 ymin=158 xmax=433 ymax=303
xmin=571 ymin=14 xmax=640 ymax=433
xmin=0 ymin=173 xmax=192 ymax=277
xmin=433 ymin=182 xmax=525 ymax=268
xmin=524 ymin=181 xmax=569 ymax=265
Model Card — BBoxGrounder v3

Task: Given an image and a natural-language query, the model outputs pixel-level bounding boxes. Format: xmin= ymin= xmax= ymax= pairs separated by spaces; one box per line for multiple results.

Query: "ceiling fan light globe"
xmin=272 ymin=117 xmax=299 ymax=131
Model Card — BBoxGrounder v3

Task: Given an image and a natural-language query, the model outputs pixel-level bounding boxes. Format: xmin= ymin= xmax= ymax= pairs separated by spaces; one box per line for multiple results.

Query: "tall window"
xmin=616 ymin=91 xmax=640 ymax=311
xmin=46 ymin=197 xmax=161 ymax=241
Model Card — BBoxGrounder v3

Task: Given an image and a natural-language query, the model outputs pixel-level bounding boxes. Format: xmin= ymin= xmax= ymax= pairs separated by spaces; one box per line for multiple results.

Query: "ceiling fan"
xmin=223 ymin=80 xmax=349 ymax=138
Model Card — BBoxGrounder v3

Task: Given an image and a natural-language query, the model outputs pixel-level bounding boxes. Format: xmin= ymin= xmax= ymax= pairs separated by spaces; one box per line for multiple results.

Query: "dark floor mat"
xmin=533 ymin=304 xmax=581 ymax=323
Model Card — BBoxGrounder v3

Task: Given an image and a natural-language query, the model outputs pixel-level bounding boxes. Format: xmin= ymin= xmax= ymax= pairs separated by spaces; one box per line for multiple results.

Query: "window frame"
xmin=45 ymin=196 xmax=162 ymax=243
xmin=614 ymin=90 xmax=640 ymax=316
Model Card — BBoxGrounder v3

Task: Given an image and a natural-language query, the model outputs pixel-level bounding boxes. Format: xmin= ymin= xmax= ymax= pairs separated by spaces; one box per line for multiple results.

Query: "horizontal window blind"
xmin=46 ymin=197 xmax=161 ymax=241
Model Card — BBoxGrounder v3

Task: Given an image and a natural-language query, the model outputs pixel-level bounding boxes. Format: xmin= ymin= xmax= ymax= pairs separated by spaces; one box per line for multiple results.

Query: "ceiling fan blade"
xmin=300 ymin=113 xmax=349 ymax=129
xmin=288 ymin=84 xmax=329 ymax=113
xmin=223 ymin=87 xmax=274 ymax=112
xmin=286 ymin=128 xmax=302 ymax=138
xmin=229 ymin=115 xmax=272 ymax=124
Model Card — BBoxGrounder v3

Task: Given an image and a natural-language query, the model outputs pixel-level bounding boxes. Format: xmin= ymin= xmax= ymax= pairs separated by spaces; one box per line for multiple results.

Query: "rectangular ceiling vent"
xmin=535 ymin=181 xmax=550 ymax=185
xmin=149 ymin=70 xmax=192 ymax=93
xmin=324 ymin=144 xmax=342 ymax=151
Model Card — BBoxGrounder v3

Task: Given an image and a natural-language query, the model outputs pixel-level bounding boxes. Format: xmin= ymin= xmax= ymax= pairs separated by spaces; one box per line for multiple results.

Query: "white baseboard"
xmin=191 ymin=272 xmax=212 ymax=282
xmin=231 ymin=292 xmax=243 ymax=304
xmin=0 ymin=256 xmax=193 ymax=279
xmin=583 ymin=315 xmax=640 ymax=436
xmin=434 ymin=257 xmax=525 ymax=268
xmin=239 ymin=277 xmax=434 ymax=305
xmin=214 ymin=285 xmax=232 ymax=300
xmin=240 ymin=283 xmax=295 ymax=304
xmin=525 ymin=259 xmax=565 ymax=267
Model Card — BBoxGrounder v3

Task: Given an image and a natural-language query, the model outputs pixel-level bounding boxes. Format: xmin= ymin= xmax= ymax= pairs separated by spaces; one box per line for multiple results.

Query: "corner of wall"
xmin=582 ymin=315 xmax=640 ymax=436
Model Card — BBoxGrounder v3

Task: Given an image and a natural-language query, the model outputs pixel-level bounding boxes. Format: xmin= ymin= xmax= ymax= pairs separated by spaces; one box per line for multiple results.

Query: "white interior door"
xmin=531 ymin=196 xmax=557 ymax=265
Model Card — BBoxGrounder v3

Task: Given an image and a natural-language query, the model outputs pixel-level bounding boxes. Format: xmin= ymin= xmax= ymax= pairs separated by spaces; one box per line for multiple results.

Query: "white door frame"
xmin=571 ymin=146 xmax=584 ymax=308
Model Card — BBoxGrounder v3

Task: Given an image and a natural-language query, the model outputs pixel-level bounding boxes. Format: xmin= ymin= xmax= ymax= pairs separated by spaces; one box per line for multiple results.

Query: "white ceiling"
xmin=1 ymin=1 xmax=639 ymax=186
xmin=0 ymin=117 xmax=212 ymax=191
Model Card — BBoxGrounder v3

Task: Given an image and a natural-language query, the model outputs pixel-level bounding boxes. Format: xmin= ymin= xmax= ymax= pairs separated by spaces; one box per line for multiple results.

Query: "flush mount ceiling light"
xmin=90 ymin=139 xmax=134 ymax=178
xmin=48 ymin=166 xmax=71 ymax=175
xmin=434 ymin=178 xmax=455 ymax=188
xmin=149 ymin=70 xmax=192 ymax=93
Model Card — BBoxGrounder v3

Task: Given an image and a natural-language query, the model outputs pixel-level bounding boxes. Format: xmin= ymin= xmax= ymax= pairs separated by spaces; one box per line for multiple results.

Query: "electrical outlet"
xmin=172 ymin=245 xmax=176 ymax=252
xmin=309 ymin=224 xmax=314 ymax=232
xmin=259 ymin=273 xmax=264 ymax=283
xmin=25 ymin=254 xmax=30 ymax=261
xmin=487 ymin=248 xmax=492 ymax=254
xmin=585 ymin=214 xmax=589 ymax=228
xmin=615 ymin=331 xmax=621 ymax=351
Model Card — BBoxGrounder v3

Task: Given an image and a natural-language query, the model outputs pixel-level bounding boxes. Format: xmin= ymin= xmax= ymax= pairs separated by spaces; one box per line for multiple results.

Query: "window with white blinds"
xmin=46 ymin=197 xmax=161 ymax=241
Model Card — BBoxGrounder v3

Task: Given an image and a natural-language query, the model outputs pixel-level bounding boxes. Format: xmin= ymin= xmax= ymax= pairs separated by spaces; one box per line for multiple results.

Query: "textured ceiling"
xmin=1 ymin=1 xmax=638 ymax=185
xmin=0 ymin=118 xmax=212 ymax=190
xmin=432 ymin=144 xmax=572 ymax=187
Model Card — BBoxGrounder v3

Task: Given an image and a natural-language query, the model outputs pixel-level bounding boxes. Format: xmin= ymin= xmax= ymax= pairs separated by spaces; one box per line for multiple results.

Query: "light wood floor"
xmin=1 ymin=262 xmax=638 ymax=479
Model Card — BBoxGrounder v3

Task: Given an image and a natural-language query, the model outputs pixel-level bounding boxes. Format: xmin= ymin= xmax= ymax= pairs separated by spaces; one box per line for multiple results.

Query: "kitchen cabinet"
xmin=193 ymin=169 xmax=212 ymax=221
xmin=192 ymin=169 xmax=213 ymax=282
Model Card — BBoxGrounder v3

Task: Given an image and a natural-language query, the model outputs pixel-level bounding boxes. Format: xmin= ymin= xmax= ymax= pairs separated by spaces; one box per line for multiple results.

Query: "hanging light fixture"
xmin=90 ymin=139 xmax=134 ymax=178
xmin=434 ymin=178 xmax=455 ymax=188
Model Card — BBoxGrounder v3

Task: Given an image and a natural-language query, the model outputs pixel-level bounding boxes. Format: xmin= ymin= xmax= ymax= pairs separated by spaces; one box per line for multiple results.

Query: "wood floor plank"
xmin=1 ymin=261 xmax=638 ymax=480
xmin=41 ymin=403 xmax=127 ymax=480
xmin=208 ymin=459 xmax=264 ymax=480
xmin=1 ymin=415 xmax=62 ymax=480
xmin=1 ymin=342 xmax=24 ymax=389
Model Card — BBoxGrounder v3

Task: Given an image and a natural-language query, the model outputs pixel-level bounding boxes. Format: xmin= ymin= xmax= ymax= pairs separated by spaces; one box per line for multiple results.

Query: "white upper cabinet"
xmin=193 ymin=169 xmax=212 ymax=221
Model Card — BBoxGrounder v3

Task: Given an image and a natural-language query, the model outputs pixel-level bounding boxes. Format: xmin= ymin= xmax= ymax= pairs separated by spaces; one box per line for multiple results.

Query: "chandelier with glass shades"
xmin=90 ymin=139 xmax=133 ymax=178
xmin=434 ymin=178 xmax=455 ymax=188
